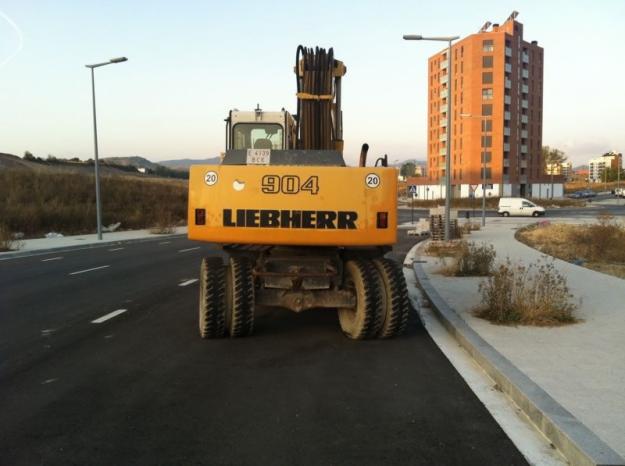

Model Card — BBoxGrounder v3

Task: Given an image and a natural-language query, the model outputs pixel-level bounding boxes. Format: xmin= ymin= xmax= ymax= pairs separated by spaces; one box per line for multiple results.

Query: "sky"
xmin=0 ymin=0 xmax=623 ymax=167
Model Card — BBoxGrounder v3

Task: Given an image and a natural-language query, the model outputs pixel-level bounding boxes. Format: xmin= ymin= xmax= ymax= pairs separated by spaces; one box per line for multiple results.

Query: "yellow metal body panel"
xmin=188 ymin=165 xmax=397 ymax=246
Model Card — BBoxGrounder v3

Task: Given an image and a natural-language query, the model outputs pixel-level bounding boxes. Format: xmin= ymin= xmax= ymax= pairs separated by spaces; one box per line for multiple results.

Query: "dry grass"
xmin=426 ymin=240 xmax=496 ymax=277
xmin=0 ymin=170 xmax=187 ymax=237
xmin=475 ymin=258 xmax=579 ymax=326
xmin=0 ymin=224 xmax=23 ymax=251
xmin=516 ymin=217 xmax=625 ymax=279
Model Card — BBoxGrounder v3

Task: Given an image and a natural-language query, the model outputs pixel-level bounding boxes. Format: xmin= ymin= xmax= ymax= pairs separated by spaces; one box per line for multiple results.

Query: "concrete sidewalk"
xmin=417 ymin=218 xmax=625 ymax=460
xmin=0 ymin=227 xmax=187 ymax=259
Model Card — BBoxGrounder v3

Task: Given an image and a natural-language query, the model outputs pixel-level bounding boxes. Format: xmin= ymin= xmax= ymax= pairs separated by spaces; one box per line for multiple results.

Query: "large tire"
xmin=199 ymin=257 xmax=226 ymax=339
xmin=225 ymin=256 xmax=255 ymax=337
xmin=502 ymin=211 xmax=510 ymax=217
xmin=338 ymin=260 xmax=382 ymax=340
xmin=373 ymin=258 xmax=410 ymax=338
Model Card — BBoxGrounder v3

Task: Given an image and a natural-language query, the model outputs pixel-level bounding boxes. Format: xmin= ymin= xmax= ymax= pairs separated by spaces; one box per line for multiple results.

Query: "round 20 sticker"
xmin=365 ymin=173 xmax=380 ymax=188
xmin=204 ymin=171 xmax=218 ymax=186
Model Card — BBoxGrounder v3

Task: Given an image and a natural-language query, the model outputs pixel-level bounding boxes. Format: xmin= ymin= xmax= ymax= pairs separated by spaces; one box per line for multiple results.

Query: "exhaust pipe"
xmin=359 ymin=143 xmax=369 ymax=167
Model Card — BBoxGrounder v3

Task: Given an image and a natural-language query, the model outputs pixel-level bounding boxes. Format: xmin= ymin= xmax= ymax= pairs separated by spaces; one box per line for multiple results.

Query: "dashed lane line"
xmin=108 ymin=247 xmax=124 ymax=252
xmin=178 ymin=278 xmax=199 ymax=287
xmin=178 ymin=247 xmax=200 ymax=253
xmin=91 ymin=309 xmax=128 ymax=324
xmin=41 ymin=256 xmax=63 ymax=262
xmin=159 ymin=241 xmax=171 ymax=245
xmin=68 ymin=265 xmax=110 ymax=276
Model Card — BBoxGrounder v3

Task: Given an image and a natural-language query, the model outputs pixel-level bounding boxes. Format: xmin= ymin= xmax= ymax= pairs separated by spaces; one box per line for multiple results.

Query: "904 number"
xmin=262 ymin=175 xmax=319 ymax=195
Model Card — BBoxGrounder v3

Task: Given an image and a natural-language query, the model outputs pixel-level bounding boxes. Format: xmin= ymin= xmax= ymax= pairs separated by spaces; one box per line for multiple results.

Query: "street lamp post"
xmin=461 ymin=113 xmax=488 ymax=227
xmin=85 ymin=57 xmax=128 ymax=240
xmin=403 ymin=34 xmax=459 ymax=241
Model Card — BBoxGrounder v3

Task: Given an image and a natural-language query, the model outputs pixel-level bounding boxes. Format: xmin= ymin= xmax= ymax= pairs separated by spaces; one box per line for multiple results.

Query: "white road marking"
xmin=159 ymin=241 xmax=171 ymax=245
xmin=41 ymin=256 xmax=63 ymax=262
xmin=41 ymin=329 xmax=55 ymax=336
xmin=178 ymin=247 xmax=200 ymax=253
xmin=68 ymin=265 xmax=110 ymax=276
xmin=91 ymin=309 xmax=127 ymax=324
xmin=108 ymin=247 xmax=124 ymax=251
xmin=41 ymin=378 xmax=58 ymax=385
xmin=178 ymin=278 xmax=199 ymax=287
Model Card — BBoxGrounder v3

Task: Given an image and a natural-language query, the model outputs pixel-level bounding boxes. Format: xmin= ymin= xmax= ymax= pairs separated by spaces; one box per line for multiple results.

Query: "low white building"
xmin=408 ymin=182 xmax=563 ymax=200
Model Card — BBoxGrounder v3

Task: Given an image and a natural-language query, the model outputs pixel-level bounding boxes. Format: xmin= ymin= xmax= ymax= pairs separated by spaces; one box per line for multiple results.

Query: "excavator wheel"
xmin=338 ymin=260 xmax=383 ymax=340
xmin=199 ymin=257 xmax=227 ymax=339
xmin=373 ymin=258 xmax=410 ymax=338
xmin=225 ymin=256 xmax=255 ymax=337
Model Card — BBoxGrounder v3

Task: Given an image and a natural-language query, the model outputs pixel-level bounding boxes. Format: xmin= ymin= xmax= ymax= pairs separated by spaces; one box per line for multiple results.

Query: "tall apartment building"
xmin=588 ymin=152 xmax=622 ymax=183
xmin=412 ymin=12 xmax=557 ymax=199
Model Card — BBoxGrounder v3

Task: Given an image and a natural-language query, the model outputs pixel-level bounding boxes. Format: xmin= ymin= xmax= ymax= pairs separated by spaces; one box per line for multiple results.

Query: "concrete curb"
xmin=412 ymin=259 xmax=625 ymax=466
xmin=0 ymin=234 xmax=187 ymax=261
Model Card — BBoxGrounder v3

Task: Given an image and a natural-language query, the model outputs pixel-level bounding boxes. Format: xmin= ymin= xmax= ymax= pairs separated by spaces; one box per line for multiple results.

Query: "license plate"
xmin=246 ymin=149 xmax=271 ymax=165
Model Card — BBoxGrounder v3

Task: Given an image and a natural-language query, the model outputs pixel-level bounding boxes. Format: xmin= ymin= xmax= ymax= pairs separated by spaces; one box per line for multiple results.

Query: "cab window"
xmin=232 ymin=123 xmax=283 ymax=150
xmin=522 ymin=201 xmax=534 ymax=208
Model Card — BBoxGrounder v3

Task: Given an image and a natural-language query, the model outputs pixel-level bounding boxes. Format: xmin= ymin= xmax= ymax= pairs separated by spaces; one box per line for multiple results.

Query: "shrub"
xmin=0 ymin=224 xmax=23 ymax=251
xmin=432 ymin=241 xmax=496 ymax=276
xmin=475 ymin=258 xmax=578 ymax=326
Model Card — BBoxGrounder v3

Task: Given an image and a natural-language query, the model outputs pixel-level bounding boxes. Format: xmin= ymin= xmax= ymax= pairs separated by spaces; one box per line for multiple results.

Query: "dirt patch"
xmin=516 ymin=219 xmax=625 ymax=279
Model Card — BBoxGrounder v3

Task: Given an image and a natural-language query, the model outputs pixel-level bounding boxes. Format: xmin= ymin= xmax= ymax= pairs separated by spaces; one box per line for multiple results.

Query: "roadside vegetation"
xmin=425 ymin=240 xmax=495 ymax=276
xmin=0 ymin=170 xmax=187 ymax=238
xmin=516 ymin=215 xmax=625 ymax=279
xmin=475 ymin=258 xmax=579 ymax=326
xmin=0 ymin=224 xmax=23 ymax=251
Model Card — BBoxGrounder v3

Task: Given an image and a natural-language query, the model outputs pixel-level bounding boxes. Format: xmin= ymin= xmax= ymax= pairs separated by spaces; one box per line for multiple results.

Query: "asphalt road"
xmin=398 ymin=202 xmax=625 ymax=224
xmin=0 ymin=233 xmax=529 ymax=465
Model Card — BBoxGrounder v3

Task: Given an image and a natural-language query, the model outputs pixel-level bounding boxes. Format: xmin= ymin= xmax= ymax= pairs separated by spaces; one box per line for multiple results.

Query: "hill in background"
xmin=159 ymin=157 xmax=221 ymax=171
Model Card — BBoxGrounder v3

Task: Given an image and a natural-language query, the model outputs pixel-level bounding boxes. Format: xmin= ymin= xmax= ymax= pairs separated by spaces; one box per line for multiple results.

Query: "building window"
xmin=481 ymin=152 xmax=492 ymax=163
xmin=482 ymin=56 xmax=493 ymax=68
xmin=482 ymin=136 xmax=492 ymax=148
xmin=481 ymin=167 xmax=492 ymax=179
xmin=482 ymin=88 xmax=493 ymax=100
xmin=483 ymin=120 xmax=492 ymax=131
xmin=483 ymin=40 xmax=494 ymax=52
xmin=482 ymin=104 xmax=493 ymax=116
xmin=482 ymin=72 xmax=493 ymax=84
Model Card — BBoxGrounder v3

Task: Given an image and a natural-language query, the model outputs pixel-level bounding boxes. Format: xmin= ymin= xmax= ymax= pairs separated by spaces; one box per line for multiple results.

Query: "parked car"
xmin=498 ymin=197 xmax=546 ymax=217
xmin=580 ymin=189 xmax=597 ymax=198
xmin=568 ymin=191 xmax=584 ymax=199
xmin=615 ymin=188 xmax=625 ymax=198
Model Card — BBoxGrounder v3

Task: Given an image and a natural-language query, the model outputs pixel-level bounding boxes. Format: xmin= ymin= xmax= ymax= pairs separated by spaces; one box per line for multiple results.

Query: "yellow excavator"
xmin=188 ymin=46 xmax=409 ymax=339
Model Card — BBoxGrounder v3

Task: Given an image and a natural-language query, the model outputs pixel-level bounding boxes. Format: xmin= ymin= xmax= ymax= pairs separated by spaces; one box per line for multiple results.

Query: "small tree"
xmin=400 ymin=161 xmax=417 ymax=178
xmin=543 ymin=146 xmax=567 ymax=199
xmin=23 ymin=151 xmax=35 ymax=161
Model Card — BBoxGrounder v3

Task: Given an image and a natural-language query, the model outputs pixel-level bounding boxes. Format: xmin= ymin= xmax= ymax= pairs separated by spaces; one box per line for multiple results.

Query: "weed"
xmin=475 ymin=258 xmax=578 ymax=326
xmin=0 ymin=224 xmax=23 ymax=251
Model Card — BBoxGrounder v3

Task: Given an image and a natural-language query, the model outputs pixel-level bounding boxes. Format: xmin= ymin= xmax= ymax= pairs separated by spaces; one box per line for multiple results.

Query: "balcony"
xmin=440 ymin=118 xmax=448 ymax=127
xmin=522 ymin=69 xmax=529 ymax=79
xmin=440 ymin=60 xmax=448 ymax=69
xmin=439 ymin=89 xmax=448 ymax=99
xmin=520 ymin=160 xmax=528 ymax=168
xmin=503 ymin=159 xmax=510 ymax=168
xmin=440 ymin=74 xmax=448 ymax=84
xmin=521 ymin=100 xmax=528 ymax=109
xmin=521 ymin=115 xmax=529 ymax=124
xmin=521 ymin=129 xmax=528 ymax=138
xmin=505 ymin=46 xmax=512 ymax=57
xmin=522 ymin=53 xmax=529 ymax=64
xmin=439 ymin=147 xmax=447 ymax=155
xmin=505 ymin=63 xmax=512 ymax=73
xmin=504 ymin=127 xmax=511 ymax=136
xmin=504 ymin=143 xmax=510 ymax=152
xmin=522 ymin=84 xmax=529 ymax=94
xmin=520 ymin=175 xmax=528 ymax=183
xmin=505 ymin=78 xmax=512 ymax=89
xmin=439 ymin=133 xmax=447 ymax=141
xmin=521 ymin=145 xmax=528 ymax=154
xmin=504 ymin=95 xmax=511 ymax=105
xmin=504 ymin=111 xmax=511 ymax=120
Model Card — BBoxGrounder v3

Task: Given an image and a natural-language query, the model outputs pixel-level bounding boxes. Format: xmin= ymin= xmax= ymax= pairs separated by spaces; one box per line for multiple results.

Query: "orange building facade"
xmin=414 ymin=13 xmax=553 ymax=199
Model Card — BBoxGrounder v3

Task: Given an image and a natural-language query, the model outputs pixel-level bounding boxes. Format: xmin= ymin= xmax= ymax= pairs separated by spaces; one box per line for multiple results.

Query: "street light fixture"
xmin=85 ymin=57 xmax=128 ymax=240
xmin=461 ymin=113 xmax=488 ymax=227
xmin=403 ymin=34 xmax=459 ymax=241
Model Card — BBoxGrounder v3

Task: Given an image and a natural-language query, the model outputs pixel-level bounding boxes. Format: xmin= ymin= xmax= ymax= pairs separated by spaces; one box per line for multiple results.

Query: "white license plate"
xmin=246 ymin=149 xmax=271 ymax=165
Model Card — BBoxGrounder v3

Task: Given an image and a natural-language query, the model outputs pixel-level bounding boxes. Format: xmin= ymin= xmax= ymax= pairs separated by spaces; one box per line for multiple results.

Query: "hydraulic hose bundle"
xmin=295 ymin=46 xmax=344 ymax=151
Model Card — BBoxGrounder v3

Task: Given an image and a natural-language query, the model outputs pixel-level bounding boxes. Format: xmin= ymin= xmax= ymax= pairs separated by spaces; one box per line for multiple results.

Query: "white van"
xmin=498 ymin=197 xmax=545 ymax=217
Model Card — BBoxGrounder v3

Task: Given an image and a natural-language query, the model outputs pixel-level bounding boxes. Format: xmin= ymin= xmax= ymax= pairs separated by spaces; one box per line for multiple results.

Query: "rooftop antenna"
xmin=506 ymin=11 xmax=519 ymax=22
xmin=479 ymin=21 xmax=492 ymax=33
